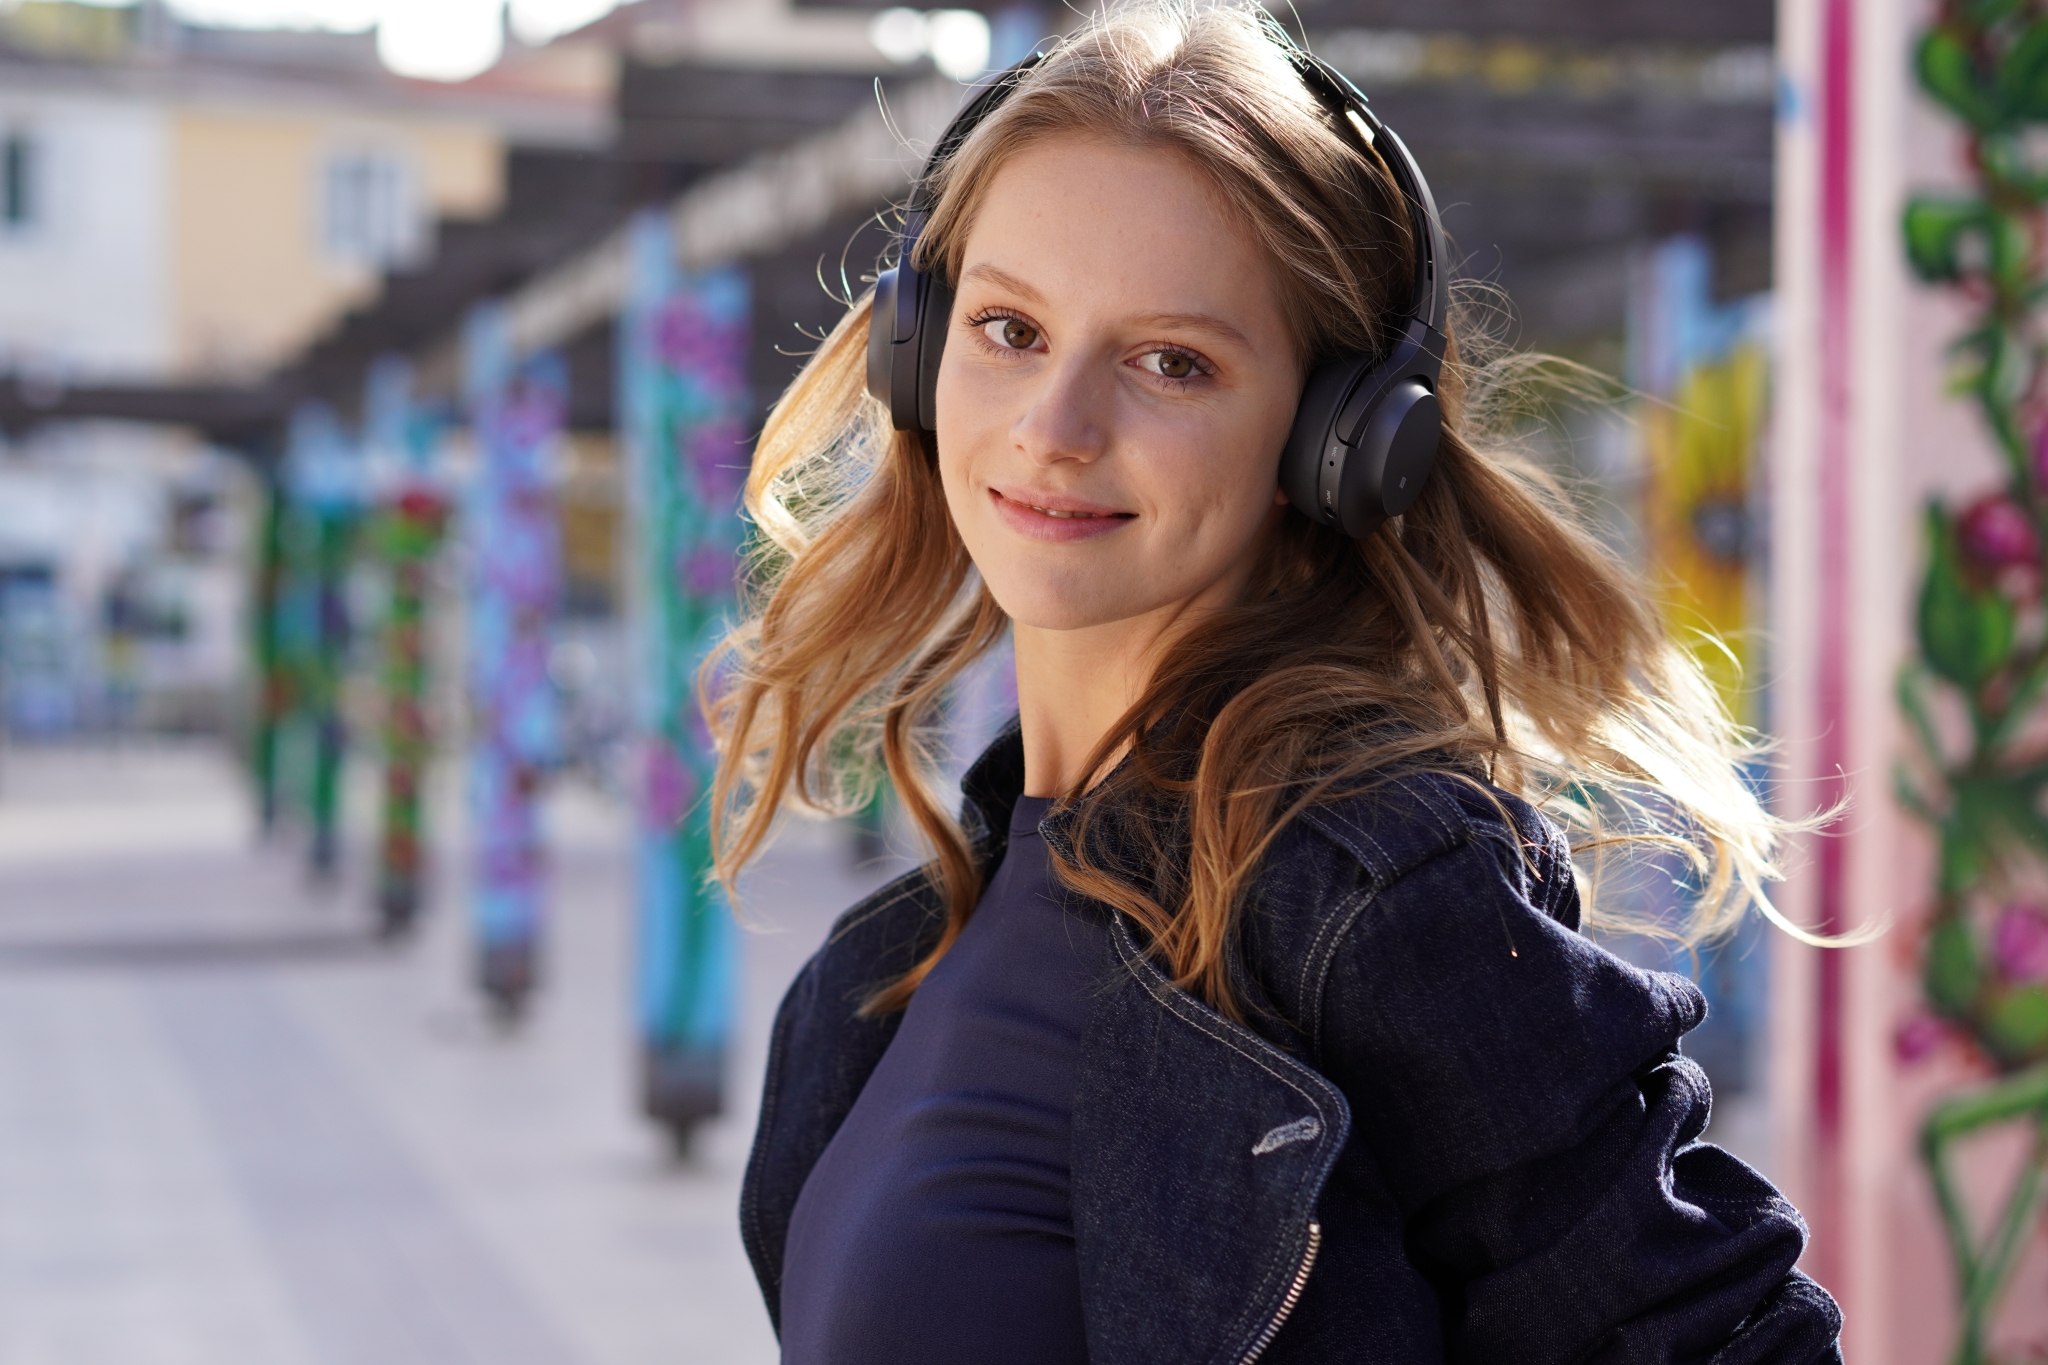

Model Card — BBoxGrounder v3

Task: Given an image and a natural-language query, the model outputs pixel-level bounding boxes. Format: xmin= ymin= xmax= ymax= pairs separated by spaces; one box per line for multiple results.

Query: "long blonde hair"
xmin=706 ymin=0 xmax=1796 ymax=1018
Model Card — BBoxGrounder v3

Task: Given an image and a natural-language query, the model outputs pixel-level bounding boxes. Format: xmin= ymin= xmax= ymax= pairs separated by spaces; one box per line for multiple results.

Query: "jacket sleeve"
xmin=1311 ymin=831 xmax=1843 ymax=1365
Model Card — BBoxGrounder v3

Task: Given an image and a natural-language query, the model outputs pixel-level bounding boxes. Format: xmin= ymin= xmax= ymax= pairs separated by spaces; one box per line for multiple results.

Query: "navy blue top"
xmin=778 ymin=794 xmax=1100 ymax=1365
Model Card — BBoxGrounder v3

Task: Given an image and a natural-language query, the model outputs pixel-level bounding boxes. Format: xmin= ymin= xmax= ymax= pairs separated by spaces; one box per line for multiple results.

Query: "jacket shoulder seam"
xmin=1413 ymin=778 xmax=1465 ymax=844
xmin=1297 ymin=780 xmax=1472 ymax=878
xmin=1306 ymin=833 xmax=1548 ymax=1058
xmin=1296 ymin=884 xmax=1374 ymax=1051
xmin=1295 ymin=775 xmax=1544 ymax=885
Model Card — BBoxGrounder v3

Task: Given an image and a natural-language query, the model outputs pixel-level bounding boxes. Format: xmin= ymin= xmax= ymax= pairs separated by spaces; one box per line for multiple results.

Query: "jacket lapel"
xmin=1070 ymin=910 xmax=1350 ymax=1365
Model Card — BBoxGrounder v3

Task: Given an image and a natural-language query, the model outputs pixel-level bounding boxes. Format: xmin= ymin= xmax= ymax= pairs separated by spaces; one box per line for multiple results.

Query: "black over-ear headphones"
xmin=865 ymin=44 xmax=1449 ymax=540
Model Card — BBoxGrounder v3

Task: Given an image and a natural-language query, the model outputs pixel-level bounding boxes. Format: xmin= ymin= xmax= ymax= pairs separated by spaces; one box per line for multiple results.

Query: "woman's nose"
xmin=1010 ymin=353 xmax=1110 ymax=466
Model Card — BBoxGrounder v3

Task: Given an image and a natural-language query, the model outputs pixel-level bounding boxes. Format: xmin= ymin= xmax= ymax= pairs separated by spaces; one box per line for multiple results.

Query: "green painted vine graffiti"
xmin=1901 ymin=4 xmax=2048 ymax=1361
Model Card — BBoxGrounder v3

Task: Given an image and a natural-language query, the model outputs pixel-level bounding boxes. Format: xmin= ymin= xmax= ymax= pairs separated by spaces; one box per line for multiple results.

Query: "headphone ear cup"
xmin=866 ymin=263 xmax=931 ymax=431
xmin=1279 ymin=354 xmax=1374 ymax=527
xmin=1346 ymin=380 xmax=1440 ymax=534
xmin=916 ymin=273 xmax=953 ymax=433
xmin=866 ymin=266 xmax=901 ymax=414
xmin=1278 ymin=357 xmax=1443 ymax=539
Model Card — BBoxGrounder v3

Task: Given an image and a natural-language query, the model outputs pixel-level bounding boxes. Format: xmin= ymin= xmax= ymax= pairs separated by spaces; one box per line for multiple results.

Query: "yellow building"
xmin=0 ymin=0 xmax=607 ymax=384
xmin=166 ymin=101 xmax=504 ymax=379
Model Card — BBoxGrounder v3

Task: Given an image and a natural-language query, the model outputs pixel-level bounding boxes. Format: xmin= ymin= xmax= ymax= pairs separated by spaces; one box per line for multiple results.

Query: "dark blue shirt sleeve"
xmin=1311 ymin=831 xmax=1843 ymax=1365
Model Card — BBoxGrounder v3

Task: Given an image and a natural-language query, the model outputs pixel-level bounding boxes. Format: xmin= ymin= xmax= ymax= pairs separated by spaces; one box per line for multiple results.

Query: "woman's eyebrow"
xmin=1131 ymin=311 xmax=1251 ymax=349
xmin=959 ymin=262 xmax=1044 ymax=302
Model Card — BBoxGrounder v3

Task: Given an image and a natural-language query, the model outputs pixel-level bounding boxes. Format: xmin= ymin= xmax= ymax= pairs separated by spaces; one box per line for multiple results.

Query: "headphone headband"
xmin=905 ymin=52 xmax=1048 ymax=221
xmin=1286 ymin=52 xmax=1449 ymax=338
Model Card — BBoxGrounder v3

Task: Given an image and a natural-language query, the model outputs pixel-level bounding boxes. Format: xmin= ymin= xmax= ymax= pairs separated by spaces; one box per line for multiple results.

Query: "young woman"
xmin=710 ymin=5 xmax=1844 ymax=1362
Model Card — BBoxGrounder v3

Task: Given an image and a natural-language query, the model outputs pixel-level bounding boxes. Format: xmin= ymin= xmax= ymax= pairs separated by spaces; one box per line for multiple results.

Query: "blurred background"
xmin=0 ymin=0 xmax=2035 ymax=1361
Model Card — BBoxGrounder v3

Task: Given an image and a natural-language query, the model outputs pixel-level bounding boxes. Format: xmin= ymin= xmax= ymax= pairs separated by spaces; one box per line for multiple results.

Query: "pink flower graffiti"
xmin=1992 ymin=903 xmax=2048 ymax=983
xmin=1957 ymin=493 xmax=2039 ymax=572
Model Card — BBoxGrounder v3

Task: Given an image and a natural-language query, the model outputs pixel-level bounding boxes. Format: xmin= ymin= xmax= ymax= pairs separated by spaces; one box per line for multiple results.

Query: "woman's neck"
xmin=1010 ymin=601 xmax=1202 ymax=799
xmin=1006 ymin=511 xmax=1279 ymax=798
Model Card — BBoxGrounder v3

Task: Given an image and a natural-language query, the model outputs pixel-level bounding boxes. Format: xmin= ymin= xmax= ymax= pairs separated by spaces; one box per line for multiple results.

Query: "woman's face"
xmin=934 ymin=135 xmax=1301 ymax=636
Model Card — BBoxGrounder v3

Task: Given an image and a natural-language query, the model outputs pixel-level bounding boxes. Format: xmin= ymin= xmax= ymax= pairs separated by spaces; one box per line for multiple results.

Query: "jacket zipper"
xmin=1237 ymin=1220 xmax=1322 ymax=1365
xmin=1090 ymin=909 xmax=1337 ymax=1365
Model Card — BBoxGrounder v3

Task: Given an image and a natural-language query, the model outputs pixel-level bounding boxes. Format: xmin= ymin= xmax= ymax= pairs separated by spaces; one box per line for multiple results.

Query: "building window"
xmin=2 ymin=129 xmax=36 ymax=231
xmin=321 ymin=150 xmax=422 ymax=268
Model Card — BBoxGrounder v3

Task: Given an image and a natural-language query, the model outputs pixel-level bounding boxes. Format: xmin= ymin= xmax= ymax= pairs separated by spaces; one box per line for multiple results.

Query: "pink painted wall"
xmin=1772 ymin=0 xmax=2048 ymax=1359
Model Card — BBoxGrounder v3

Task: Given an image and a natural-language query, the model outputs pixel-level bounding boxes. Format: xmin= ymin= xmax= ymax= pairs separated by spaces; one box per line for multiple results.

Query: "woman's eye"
xmin=983 ymin=317 xmax=1040 ymax=350
xmin=1140 ymin=349 xmax=1200 ymax=380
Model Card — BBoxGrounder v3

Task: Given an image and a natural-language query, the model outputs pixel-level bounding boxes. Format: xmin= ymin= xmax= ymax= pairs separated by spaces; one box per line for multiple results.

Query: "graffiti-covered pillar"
xmin=283 ymin=403 xmax=362 ymax=879
xmin=1773 ymin=0 xmax=2048 ymax=1357
xmin=620 ymin=211 xmax=748 ymax=1145
xmin=250 ymin=472 xmax=291 ymax=833
xmin=464 ymin=304 xmax=565 ymax=1020
xmin=365 ymin=356 xmax=450 ymax=938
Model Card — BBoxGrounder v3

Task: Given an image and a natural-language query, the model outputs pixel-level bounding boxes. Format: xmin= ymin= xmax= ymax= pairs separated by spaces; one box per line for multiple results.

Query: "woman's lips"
xmin=989 ymin=487 xmax=1135 ymax=542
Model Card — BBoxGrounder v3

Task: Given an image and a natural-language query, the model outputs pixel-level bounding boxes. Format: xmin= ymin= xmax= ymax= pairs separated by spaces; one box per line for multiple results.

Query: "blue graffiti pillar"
xmin=464 ymin=305 xmax=565 ymax=1020
xmin=620 ymin=212 xmax=748 ymax=1145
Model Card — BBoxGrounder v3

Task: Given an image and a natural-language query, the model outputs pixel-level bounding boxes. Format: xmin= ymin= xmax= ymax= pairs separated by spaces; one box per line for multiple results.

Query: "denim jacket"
xmin=740 ymin=727 xmax=1844 ymax=1364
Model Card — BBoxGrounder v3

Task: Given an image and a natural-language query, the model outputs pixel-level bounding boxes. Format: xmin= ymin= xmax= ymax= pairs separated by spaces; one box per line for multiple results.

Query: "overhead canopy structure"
xmin=1293 ymin=0 xmax=1771 ymax=44
xmin=0 ymin=374 xmax=295 ymax=449
xmin=1 ymin=1 xmax=1777 ymax=449
xmin=0 ymin=58 xmax=926 ymax=451
xmin=793 ymin=0 xmax=1774 ymax=46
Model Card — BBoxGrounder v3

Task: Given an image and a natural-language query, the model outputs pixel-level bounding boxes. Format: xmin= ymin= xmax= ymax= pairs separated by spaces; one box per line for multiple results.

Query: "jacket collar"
xmin=957 ymin=718 xmax=1162 ymax=904
xmin=958 ymin=717 xmax=1028 ymax=848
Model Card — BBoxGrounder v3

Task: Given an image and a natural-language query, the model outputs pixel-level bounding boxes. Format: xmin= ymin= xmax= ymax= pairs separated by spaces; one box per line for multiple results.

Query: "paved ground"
xmin=0 ymin=738 xmax=1781 ymax=1365
xmin=0 ymin=740 xmax=903 ymax=1365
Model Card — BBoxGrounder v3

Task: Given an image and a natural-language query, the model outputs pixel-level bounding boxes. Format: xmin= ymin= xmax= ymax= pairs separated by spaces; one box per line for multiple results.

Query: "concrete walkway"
xmin=0 ymin=741 xmax=900 ymax=1365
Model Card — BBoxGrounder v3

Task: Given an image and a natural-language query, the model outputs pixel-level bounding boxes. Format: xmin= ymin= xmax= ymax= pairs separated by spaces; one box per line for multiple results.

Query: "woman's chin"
xmin=987 ymin=586 xmax=1158 ymax=636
